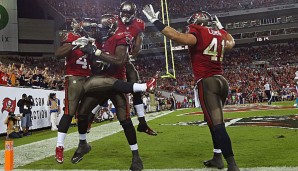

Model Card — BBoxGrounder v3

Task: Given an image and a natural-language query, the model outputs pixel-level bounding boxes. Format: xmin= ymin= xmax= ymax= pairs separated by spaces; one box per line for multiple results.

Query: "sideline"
xmin=0 ymin=111 xmax=173 ymax=169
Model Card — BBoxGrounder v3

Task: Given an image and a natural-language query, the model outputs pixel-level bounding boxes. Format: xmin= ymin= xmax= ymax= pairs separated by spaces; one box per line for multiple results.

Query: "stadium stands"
xmin=46 ymin=0 xmax=298 ymax=19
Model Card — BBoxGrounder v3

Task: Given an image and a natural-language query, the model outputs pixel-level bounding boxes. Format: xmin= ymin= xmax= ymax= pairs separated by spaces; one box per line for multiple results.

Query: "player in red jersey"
xmin=117 ymin=1 xmax=157 ymax=136
xmin=71 ymin=15 xmax=146 ymax=170
xmin=54 ymin=19 xmax=93 ymax=164
xmin=54 ymin=18 xmax=155 ymax=164
xmin=143 ymin=5 xmax=239 ymax=171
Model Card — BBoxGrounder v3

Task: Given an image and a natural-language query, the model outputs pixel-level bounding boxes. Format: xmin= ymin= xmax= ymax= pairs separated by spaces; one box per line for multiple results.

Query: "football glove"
xmin=80 ymin=43 xmax=102 ymax=56
xmin=213 ymin=15 xmax=224 ymax=30
xmin=71 ymin=36 xmax=89 ymax=47
xmin=142 ymin=4 xmax=160 ymax=23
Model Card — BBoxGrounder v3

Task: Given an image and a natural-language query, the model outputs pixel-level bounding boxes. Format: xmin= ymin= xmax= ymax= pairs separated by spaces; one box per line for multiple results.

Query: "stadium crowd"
xmin=0 ymin=56 xmax=64 ymax=90
xmin=46 ymin=0 xmax=298 ymax=20
xmin=0 ymin=40 xmax=297 ymax=106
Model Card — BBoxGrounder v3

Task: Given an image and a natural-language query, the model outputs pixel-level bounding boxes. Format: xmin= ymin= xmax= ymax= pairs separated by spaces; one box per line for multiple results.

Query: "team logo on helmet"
xmin=99 ymin=14 xmax=118 ymax=41
xmin=119 ymin=1 xmax=137 ymax=24
xmin=187 ymin=11 xmax=213 ymax=26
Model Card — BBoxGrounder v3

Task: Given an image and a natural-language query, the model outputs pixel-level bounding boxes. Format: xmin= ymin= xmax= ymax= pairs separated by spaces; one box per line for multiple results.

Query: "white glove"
xmin=213 ymin=15 xmax=224 ymax=30
xmin=142 ymin=4 xmax=160 ymax=23
xmin=71 ymin=36 xmax=89 ymax=47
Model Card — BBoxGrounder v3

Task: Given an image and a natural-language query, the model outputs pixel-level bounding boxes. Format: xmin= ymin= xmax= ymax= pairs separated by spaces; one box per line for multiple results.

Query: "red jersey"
xmin=187 ymin=24 xmax=228 ymax=81
xmin=62 ymin=32 xmax=91 ymax=77
xmin=116 ymin=16 xmax=145 ymax=38
xmin=100 ymin=32 xmax=133 ymax=79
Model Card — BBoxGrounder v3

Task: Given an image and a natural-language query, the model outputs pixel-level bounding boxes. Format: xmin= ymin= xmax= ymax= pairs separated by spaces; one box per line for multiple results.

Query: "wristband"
xmin=95 ymin=49 xmax=102 ymax=56
xmin=153 ymin=20 xmax=166 ymax=32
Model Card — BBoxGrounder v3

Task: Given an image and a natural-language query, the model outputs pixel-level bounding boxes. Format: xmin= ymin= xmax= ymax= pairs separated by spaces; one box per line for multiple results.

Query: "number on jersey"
xmin=76 ymin=57 xmax=88 ymax=69
xmin=203 ymin=38 xmax=225 ymax=62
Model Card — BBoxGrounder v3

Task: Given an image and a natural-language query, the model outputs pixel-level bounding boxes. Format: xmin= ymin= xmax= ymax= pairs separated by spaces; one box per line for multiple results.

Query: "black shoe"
xmin=203 ymin=157 xmax=224 ymax=169
xmin=130 ymin=156 xmax=143 ymax=171
xmin=227 ymin=164 xmax=240 ymax=171
xmin=71 ymin=142 xmax=91 ymax=164
xmin=137 ymin=124 xmax=157 ymax=136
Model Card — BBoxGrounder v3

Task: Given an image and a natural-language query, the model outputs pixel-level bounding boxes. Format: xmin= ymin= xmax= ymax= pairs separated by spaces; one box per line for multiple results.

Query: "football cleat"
xmin=203 ymin=157 xmax=224 ymax=169
xmin=129 ymin=155 xmax=143 ymax=171
xmin=71 ymin=142 xmax=91 ymax=164
xmin=55 ymin=146 xmax=64 ymax=164
xmin=227 ymin=164 xmax=240 ymax=171
xmin=137 ymin=124 xmax=157 ymax=136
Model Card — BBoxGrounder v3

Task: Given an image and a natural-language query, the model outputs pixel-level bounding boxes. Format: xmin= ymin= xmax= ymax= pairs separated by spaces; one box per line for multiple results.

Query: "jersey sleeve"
xmin=135 ymin=18 xmax=145 ymax=33
xmin=62 ymin=32 xmax=80 ymax=43
xmin=186 ymin=24 xmax=202 ymax=46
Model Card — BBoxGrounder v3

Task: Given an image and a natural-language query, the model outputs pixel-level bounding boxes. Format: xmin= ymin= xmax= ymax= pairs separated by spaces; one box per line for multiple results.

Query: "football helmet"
xmin=119 ymin=1 xmax=137 ymax=24
xmin=187 ymin=11 xmax=213 ymax=27
xmin=80 ymin=18 xmax=99 ymax=38
xmin=99 ymin=14 xmax=118 ymax=41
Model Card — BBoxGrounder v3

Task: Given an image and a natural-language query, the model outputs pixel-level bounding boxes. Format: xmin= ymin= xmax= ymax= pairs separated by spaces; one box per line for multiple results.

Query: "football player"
xmin=55 ymin=18 xmax=155 ymax=164
xmin=143 ymin=5 xmax=239 ymax=171
xmin=54 ymin=18 xmax=93 ymax=164
xmin=117 ymin=1 xmax=157 ymax=136
xmin=71 ymin=14 xmax=146 ymax=170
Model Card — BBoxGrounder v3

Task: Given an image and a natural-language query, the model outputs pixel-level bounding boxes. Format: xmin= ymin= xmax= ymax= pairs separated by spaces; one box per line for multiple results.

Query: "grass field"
xmin=1 ymin=101 xmax=298 ymax=170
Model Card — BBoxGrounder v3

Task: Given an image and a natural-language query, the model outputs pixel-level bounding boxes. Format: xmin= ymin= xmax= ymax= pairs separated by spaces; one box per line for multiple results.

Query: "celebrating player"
xmin=143 ymin=5 xmax=240 ymax=171
xmin=117 ymin=1 xmax=157 ymax=136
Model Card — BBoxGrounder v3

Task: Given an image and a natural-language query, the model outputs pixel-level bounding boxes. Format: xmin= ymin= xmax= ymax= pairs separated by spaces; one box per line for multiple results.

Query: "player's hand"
xmin=80 ymin=43 xmax=102 ymax=56
xmin=142 ymin=4 xmax=160 ymax=23
xmin=213 ymin=15 xmax=224 ymax=30
xmin=71 ymin=36 xmax=89 ymax=47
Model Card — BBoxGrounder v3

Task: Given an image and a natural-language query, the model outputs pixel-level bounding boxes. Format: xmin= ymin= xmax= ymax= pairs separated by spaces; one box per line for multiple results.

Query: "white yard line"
xmin=0 ymin=111 xmax=173 ymax=169
xmin=1 ymin=110 xmax=297 ymax=171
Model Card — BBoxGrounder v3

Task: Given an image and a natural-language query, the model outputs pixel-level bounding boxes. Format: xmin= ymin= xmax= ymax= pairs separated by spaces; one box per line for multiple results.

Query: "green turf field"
xmin=1 ymin=101 xmax=298 ymax=170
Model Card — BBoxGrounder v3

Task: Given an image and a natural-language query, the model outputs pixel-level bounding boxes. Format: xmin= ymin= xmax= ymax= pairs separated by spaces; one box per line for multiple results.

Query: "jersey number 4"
xmin=203 ymin=38 xmax=225 ymax=62
xmin=76 ymin=57 xmax=90 ymax=69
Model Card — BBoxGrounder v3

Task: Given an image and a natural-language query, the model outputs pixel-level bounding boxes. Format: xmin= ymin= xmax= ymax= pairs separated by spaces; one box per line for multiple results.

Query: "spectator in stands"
xmin=32 ymin=68 xmax=44 ymax=88
xmin=17 ymin=93 xmax=34 ymax=136
xmin=4 ymin=112 xmax=23 ymax=139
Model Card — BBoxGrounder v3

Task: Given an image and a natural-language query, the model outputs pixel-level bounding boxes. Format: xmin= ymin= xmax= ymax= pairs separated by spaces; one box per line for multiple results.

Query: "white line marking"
xmin=0 ymin=111 xmax=173 ymax=169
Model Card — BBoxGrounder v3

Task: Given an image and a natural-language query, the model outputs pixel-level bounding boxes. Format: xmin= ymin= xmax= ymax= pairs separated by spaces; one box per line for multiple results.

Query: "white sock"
xmin=213 ymin=149 xmax=222 ymax=153
xmin=79 ymin=134 xmax=87 ymax=140
xmin=135 ymin=104 xmax=145 ymax=117
xmin=130 ymin=144 xmax=138 ymax=151
xmin=57 ymin=132 xmax=66 ymax=147
xmin=133 ymin=83 xmax=147 ymax=92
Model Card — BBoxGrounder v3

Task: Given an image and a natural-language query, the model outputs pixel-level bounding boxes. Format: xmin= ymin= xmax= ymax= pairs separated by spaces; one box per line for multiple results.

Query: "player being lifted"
xmin=143 ymin=5 xmax=240 ymax=171
xmin=118 ymin=1 xmax=157 ymax=136
xmin=86 ymin=2 xmax=157 ymax=136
